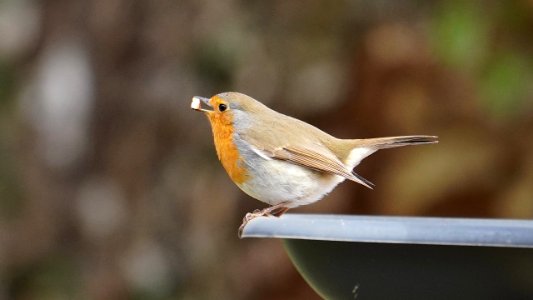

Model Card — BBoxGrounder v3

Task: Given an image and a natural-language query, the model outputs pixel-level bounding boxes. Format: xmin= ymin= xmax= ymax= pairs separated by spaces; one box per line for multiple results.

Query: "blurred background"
xmin=0 ymin=0 xmax=532 ymax=299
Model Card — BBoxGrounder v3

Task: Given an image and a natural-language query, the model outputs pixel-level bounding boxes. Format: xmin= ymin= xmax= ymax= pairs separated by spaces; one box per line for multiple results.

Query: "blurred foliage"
xmin=0 ymin=140 xmax=24 ymax=218
xmin=0 ymin=0 xmax=532 ymax=299
xmin=0 ymin=61 xmax=16 ymax=106
xmin=7 ymin=254 xmax=82 ymax=300
xmin=431 ymin=0 xmax=489 ymax=72
xmin=480 ymin=51 xmax=531 ymax=121
xmin=431 ymin=1 xmax=533 ymax=123
xmin=0 ymin=60 xmax=23 ymax=218
xmin=191 ymin=39 xmax=238 ymax=91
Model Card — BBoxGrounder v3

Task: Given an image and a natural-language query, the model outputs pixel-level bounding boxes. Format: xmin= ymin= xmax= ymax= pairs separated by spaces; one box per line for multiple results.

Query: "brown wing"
xmin=239 ymin=112 xmax=374 ymax=188
xmin=271 ymin=146 xmax=374 ymax=189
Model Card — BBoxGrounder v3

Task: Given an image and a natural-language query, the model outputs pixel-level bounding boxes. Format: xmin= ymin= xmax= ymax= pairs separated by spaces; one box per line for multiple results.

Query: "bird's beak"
xmin=191 ymin=96 xmax=213 ymax=113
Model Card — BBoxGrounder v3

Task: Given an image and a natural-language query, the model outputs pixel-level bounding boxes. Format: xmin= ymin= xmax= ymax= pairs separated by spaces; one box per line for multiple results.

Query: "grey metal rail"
xmin=241 ymin=214 xmax=533 ymax=248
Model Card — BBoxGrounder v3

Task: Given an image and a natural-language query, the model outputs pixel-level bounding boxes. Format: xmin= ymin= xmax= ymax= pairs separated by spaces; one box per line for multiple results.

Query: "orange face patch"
xmin=207 ymin=96 xmax=248 ymax=184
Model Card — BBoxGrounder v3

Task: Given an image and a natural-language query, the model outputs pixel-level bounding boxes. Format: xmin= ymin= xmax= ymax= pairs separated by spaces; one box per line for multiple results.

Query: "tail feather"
xmin=353 ymin=135 xmax=438 ymax=150
xmin=352 ymin=171 xmax=375 ymax=189
xmin=342 ymin=135 xmax=438 ymax=184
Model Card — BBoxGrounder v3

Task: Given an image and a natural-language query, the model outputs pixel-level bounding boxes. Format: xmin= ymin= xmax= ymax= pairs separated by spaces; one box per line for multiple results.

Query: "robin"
xmin=191 ymin=92 xmax=437 ymax=236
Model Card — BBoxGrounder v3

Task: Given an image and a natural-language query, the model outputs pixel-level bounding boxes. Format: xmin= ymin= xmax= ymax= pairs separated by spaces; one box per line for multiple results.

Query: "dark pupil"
xmin=219 ymin=103 xmax=227 ymax=111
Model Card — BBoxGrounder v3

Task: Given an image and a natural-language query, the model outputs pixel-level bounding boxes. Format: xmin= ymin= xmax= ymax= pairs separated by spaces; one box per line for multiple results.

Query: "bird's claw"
xmin=238 ymin=209 xmax=267 ymax=238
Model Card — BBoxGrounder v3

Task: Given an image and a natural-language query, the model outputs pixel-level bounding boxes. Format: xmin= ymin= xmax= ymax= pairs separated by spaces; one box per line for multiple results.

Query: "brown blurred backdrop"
xmin=0 ymin=0 xmax=532 ymax=299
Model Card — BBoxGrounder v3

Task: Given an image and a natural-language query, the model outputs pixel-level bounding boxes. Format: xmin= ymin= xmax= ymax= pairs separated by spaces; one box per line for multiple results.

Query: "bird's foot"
xmin=237 ymin=205 xmax=290 ymax=238
xmin=238 ymin=209 xmax=266 ymax=238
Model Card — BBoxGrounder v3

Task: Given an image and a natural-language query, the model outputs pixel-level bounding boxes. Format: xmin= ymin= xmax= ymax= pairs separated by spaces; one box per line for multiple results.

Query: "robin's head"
xmin=191 ymin=92 xmax=269 ymax=128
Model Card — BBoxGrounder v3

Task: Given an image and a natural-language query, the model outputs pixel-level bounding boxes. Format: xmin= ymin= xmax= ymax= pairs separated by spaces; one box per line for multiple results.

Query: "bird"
xmin=191 ymin=92 xmax=437 ymax=236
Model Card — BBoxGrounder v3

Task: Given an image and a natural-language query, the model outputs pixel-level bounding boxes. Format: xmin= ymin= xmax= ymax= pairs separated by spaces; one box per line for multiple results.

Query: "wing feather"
xmin=273 ymin=146 xmax=374 ymax=189
xmin=241 ymin=124 xmax=375 ymax=188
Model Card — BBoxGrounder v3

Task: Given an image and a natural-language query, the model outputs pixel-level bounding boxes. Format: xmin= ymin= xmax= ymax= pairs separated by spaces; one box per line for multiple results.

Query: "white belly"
xmin=237 ymin=158 xmax=345 ymax=208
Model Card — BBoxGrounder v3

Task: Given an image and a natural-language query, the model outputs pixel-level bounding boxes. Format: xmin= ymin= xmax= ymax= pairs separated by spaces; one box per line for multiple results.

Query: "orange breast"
xmin=208 ymin=111 xmax=248 ymax=184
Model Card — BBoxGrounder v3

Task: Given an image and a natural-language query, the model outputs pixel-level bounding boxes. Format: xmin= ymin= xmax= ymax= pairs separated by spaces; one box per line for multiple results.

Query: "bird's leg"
xmin=257 ymin=202 xmax=290 ymax=217
xmin=238 ymin=203 xmax=290 ymax=238
xmin=268 ymin=206 xmax=290 ymax=217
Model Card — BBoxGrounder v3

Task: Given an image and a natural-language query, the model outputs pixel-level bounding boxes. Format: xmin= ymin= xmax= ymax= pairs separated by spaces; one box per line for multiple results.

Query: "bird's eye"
xmin=218 ymin=103 xmax=227 ymax=112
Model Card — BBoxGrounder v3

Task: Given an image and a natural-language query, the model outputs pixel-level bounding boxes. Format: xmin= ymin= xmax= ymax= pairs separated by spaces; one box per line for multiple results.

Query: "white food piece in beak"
xmin=191 ymin=97 xmax=201 ymax=110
